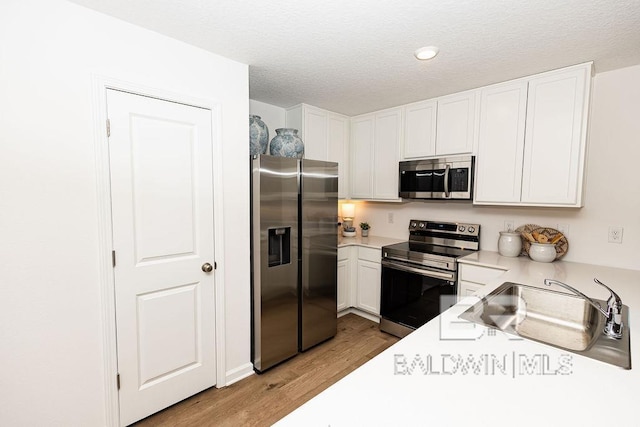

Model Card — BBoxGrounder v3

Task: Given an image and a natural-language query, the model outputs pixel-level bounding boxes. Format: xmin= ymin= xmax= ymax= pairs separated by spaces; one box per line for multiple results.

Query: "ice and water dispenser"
xmin=268 ymin=227 xmax=291 ymax=267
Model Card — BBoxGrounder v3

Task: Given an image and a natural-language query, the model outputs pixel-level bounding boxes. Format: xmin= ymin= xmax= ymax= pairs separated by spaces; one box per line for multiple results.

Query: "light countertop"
xmin=277 ymin=251 xmax=640 ymax=426
xmin=338 ymin=234 xmax=405 ymax=249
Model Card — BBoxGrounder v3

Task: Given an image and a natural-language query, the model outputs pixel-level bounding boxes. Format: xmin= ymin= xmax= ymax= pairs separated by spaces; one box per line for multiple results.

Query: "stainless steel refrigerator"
xmin=251 ymin=155 xmax=338 ymax=372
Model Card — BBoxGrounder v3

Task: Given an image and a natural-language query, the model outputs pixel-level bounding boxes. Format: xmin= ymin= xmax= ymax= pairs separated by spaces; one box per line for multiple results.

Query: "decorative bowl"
xmin=528 ymin=243 xmax=556 ymax=263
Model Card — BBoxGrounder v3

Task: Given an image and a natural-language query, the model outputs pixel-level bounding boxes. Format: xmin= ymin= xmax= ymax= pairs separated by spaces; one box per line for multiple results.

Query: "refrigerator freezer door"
xmin=300 ymin=159 xmax=338 ymax=351
xmin=251 ymin=156 xmax=299 ymax=372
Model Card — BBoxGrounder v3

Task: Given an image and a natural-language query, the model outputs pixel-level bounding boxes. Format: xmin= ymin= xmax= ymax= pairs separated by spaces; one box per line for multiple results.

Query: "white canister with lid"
xmin=498 ymin=231 xmax=522 ymax=257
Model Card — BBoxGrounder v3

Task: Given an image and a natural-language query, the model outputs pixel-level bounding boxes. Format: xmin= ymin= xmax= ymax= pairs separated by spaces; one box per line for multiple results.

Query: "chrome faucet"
xmin=544 ymin=278 xmax=623 ymax=339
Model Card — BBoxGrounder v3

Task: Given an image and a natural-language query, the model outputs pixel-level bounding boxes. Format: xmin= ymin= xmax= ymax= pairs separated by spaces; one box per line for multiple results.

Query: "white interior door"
xmin=107 ymin=89 xmax=216 ymax=426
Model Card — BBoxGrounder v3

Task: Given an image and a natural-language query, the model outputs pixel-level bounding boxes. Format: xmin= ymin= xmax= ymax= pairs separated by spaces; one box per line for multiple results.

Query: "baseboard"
xmin=224 ymin=362 xmax=254 ymax=386
xmin=338 ymin=307 xmax=380 ymax=323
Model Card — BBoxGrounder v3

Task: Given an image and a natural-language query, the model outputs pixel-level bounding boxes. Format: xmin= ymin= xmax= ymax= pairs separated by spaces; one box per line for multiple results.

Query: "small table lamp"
xmin=341 ymin=203 xmax=355 ymax=236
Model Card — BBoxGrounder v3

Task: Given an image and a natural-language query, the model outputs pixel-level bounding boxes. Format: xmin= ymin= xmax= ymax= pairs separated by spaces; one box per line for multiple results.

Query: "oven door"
xmin=380 ymin=259 xmax=456 ymax=337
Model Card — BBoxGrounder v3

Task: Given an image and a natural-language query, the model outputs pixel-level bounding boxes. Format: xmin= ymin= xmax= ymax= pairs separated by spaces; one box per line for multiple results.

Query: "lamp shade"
xmin=341 ymin=203 xmax=355 ymax=219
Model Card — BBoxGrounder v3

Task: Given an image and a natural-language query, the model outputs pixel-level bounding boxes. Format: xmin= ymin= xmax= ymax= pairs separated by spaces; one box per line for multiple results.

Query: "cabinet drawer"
xmin=458 ymin=263 xmax=506 ymax=285
xmin=358 ymin=247 xmax=381 ymax=263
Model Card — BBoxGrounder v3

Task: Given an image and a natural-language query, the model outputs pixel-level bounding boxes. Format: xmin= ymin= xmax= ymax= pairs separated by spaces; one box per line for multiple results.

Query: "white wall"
xmin=354 ymin=64 xmax=640 ymax=271
xmin=249 ymin=99 xmax=286 ymax=147
xmin=0 ymin=1 xmax=250 ymax=425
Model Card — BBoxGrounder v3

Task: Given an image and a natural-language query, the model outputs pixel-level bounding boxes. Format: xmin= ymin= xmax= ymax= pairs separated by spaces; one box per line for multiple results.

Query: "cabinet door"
xmin=350 ymin=115 xmax=375 ymax=198
xmin=474 ymin=81 xmax=528 ymax=203
xmin=327 ymin=114 xmax=350 ymax=199
xmin=403 ymin=100 xmax=437 ymax=159
xmin=521 ymin=67 xmax=589 ymax=205
xmin=303 ymin=106 xmax=328 ymax=161
xmin=337 ymin=258 xmax=350 ymax=312
xmin=458 ymin=280 xmax=484 ymax=302
xmin=356 ymin=259 xmax=381 ymax=315
xmin=436 ymin=90 xmax=477 ymax=155
xmin=373 ymin=108 xmax=402 ymax=200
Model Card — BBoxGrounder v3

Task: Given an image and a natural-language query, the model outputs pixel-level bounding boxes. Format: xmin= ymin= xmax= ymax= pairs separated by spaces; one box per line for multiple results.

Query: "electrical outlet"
xmin=504 ymin=220 xmax=515 ymax=232
xmin=608 ymin=226 xmax=623 ymax=244
xmin=557 ymin=224 xmax=569 ymax=237
xmin=388 ymin=212 xmax=394 ymax=224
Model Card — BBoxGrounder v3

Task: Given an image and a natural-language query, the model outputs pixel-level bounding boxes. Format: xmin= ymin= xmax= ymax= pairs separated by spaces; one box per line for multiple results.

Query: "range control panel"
xmin=408 ymin=219 xmax=480 ymax=237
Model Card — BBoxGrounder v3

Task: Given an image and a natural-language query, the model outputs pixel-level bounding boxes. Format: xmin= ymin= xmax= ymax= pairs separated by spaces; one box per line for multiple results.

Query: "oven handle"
xmin=381 ymin=259 xmax=455 ymax=281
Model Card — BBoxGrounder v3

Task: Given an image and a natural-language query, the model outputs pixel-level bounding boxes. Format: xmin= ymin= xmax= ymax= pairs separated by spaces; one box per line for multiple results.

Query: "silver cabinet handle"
xmin=202 ymin=263 xmax=213 ymax=273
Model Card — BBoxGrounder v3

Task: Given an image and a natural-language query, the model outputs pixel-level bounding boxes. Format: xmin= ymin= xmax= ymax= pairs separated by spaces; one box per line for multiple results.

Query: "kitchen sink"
xmin=459 ymin=282 xmax=631 ymax=369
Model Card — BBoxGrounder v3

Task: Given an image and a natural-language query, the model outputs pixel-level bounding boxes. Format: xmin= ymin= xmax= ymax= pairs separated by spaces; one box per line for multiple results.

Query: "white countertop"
xmin=277 ymin=251 xmax=640 ymax=426
xmin=338 ymin=234 xmax=405 ymax=249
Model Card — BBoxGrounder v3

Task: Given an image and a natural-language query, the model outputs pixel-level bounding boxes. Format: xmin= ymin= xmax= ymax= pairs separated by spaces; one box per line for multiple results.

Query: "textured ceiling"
xmin=71 ymin=0 xmax=640 ymax=116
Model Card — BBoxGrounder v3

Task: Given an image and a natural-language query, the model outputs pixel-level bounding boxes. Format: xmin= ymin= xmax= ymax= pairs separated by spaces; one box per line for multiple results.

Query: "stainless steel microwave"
xmin=399 ymin=156 xmax=475 ymax=200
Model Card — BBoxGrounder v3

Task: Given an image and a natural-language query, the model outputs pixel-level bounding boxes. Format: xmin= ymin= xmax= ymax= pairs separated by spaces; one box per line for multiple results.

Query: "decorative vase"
xmin=249 ymin=115 xmax=269 ymax=155
xmin=498 ymin=231 xmax=522 ymax=257
xmin=361 ymin=229 xmax=369 ymax=237
xmin=529 ymin=243 xmax=557 ymax=263
xmin=269 ymin=128 xmax=304 ymax=158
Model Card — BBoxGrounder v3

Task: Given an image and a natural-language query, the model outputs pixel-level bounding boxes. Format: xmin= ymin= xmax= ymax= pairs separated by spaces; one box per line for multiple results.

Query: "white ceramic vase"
xmin=498 ymin=231 xmax=522 ymax=257
xmin=529 ymin=243 xmax=556 ymax=263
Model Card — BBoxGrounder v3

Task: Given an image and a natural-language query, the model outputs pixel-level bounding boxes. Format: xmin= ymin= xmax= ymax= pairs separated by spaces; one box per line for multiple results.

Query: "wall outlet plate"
xmin=557 ymin=224 xmax=569 ymax=237
xmin=608 ymin=226 xmax=623 ymax=243
xmin=504 ymin=220 xmax=515 ymax=232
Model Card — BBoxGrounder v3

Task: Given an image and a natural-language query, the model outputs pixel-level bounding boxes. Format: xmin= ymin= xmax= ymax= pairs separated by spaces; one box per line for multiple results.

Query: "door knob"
xmin=202 ymin=263 xmax=213 ymax=273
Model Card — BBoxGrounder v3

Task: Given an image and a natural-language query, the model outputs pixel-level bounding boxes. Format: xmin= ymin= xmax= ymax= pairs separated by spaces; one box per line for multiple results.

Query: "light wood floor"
xmin=133 ymin=313 xmax=399 ymax=426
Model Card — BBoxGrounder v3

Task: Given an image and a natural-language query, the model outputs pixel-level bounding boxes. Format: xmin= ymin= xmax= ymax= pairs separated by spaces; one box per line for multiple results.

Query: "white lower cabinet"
xmin=457 ymin=263 xmax=506 ymax=302
xmin=458 ymin=280 xmax=485 ymax=299
xmin=356 ymin=258 xmax=381 ymax=315
xmin=337 ymin=247 xmax=351 ymax=312
xmin=337 ymin=246 xmax=382 ymax=318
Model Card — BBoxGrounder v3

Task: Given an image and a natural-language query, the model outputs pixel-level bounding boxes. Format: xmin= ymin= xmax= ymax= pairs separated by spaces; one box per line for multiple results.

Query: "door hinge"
xmin=106 ymin=119 xmax=111 ymax=137
xmin=116 ymin=373 xmax=121 ymax=390
xmin=112 ymin=250 xmax=116 ymax=267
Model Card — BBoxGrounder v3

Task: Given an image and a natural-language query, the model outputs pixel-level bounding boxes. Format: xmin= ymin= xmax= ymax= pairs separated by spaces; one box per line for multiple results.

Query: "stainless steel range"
xmin=379 ymin=219 xmax=480 ymax=338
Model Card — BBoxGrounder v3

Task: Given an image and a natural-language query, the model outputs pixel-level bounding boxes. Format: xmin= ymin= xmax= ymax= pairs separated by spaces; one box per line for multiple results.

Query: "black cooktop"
xmin=383 ymin=241 xmax=474 ymax=259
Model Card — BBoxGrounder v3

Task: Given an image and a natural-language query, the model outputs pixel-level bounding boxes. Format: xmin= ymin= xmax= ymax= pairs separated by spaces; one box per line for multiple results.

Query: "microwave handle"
xmin=444 ymin=164 xmax=450 ymax=197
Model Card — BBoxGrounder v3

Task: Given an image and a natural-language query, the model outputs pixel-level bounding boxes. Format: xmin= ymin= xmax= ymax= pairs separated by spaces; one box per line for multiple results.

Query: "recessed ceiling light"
xmin=414 ymin=46 xmax=439 ymax=60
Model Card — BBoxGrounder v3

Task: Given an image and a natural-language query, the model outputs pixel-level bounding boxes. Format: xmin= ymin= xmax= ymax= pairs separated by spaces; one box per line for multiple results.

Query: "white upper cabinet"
xmin=521 ymin=67 xmax=589 ymax=205
xmin=401 ymin=90 xmax=477 ymax=160
xmin=373 ymin=108 xmax=402 ymax=199
xmin=435 ymin=90 xmax=478 ymax=156
xmin=474 ymin=62 xmax=592 ymax=207
xmin=402 ymin=99 xmax=437 ymax=158
xmin=350 ymin=107 xmax=402 ymax=200
xmin=350 ymin=114 xmax=375 ymax=198
xmin=302 ymin=106 xmax=327 ymax=160
xmin=474 ymin=81 xmax=528 ymax=203
xmin=327 ymin=114 xmax=350 ymax=199
xmin=286 ymin=104 xmax=350 ymax=198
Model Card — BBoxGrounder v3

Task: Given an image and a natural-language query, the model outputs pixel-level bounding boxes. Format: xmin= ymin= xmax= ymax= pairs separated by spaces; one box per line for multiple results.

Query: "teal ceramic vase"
xmin=269 ymin=128 xmax=304 ymax=158
xmin=249 ymin=115 xmax=269 ymax=155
